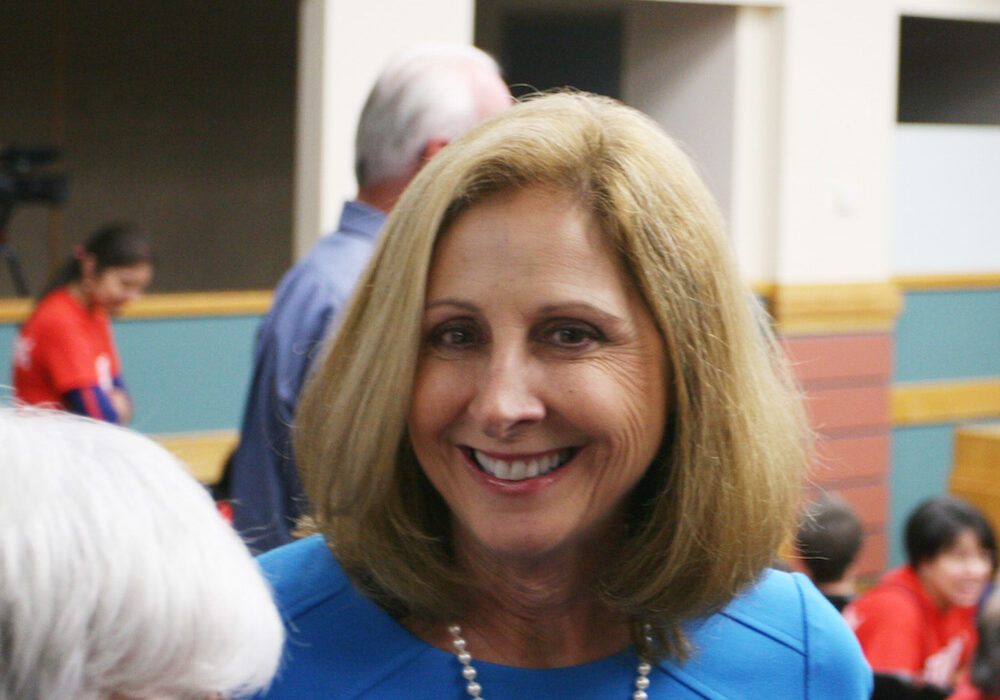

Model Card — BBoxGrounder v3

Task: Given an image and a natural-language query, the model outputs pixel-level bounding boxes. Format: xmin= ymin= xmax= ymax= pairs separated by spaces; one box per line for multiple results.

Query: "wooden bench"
xmin=950 ymin=423 xmax=1000 ymax=535
xmin=154 ymin=431 xmax=237 ymax=486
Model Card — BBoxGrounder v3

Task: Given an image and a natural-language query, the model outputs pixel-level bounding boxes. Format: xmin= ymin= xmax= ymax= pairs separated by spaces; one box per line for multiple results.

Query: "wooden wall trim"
xmin=892 ymin=378 xmax=1000 ymax=425
xmin=7 ymin=273 xmax=994 ymax=325
xmin=895 ymin=273 xmax=1000 ymax=291
xmin=0 ymin=298 xmax=32 ymax=323
xmin=767 ymin=282 xmax=903 ymax=334
xmin=121 ymin=290 xmax=273 ymax=319
xmin=751 ymin=274 xmax=1000 ymax=334
xmin=0 ymin=290 xmax=273 ymax=323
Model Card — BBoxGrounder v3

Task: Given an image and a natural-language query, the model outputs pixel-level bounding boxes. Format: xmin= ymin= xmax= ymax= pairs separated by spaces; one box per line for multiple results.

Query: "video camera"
xmin=0 ymin=146 xmax=69 ymax=296
xmin=0 ymin=146 xmax=69 ymax=206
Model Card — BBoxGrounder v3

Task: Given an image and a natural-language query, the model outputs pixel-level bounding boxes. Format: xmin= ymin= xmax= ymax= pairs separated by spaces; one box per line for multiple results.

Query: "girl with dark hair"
xmin=845 ymin=496 xmax=998 ymax=694
xmin=12 ymin=223 xmax=154 ymax=423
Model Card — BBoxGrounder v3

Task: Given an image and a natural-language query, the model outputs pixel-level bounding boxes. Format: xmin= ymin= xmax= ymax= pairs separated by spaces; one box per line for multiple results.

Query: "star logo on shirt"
xmin=13 ymin=336 xmax=34 ymax=370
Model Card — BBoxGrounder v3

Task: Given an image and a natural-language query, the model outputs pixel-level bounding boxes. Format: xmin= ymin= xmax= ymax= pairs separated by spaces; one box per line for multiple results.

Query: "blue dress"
xmin=251 ymin=535 xmax=872 ymax=699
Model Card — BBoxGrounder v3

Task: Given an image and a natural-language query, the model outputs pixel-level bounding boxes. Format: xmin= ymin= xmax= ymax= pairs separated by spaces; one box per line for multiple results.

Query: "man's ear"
xmin=420 ymin=137 xmax=450 ymax=165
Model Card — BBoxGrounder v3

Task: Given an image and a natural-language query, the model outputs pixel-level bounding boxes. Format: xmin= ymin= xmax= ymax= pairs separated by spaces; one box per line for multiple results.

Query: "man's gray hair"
xmin=355 ymin=44 xmax=502 ymax=186
xmin=0 ymin=408 xmax=284 ymax=700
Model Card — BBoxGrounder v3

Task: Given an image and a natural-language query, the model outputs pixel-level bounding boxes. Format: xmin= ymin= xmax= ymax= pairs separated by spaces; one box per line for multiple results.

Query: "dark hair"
xmin=904 ymin=496 xmax=998 ymax=571
xmin=796 ymin=493 xmax=864 ymax=584
xmin=971 ymin=589 xmax=1000 ymax=695
xmin=41 ymin=223 xmax=154 ymax=299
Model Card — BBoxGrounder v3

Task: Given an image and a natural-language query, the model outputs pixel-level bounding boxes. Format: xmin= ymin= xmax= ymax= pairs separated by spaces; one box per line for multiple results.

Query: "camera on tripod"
xmin=0 ymin=146 xmax=69 ymax=206
xmin=0 ymin=145 xmax=70 ymax=296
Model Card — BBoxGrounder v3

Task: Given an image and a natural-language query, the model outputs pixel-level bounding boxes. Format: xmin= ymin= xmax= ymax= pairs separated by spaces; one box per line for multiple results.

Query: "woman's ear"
xmin=79 ymin=252 xmax=98 ymax=280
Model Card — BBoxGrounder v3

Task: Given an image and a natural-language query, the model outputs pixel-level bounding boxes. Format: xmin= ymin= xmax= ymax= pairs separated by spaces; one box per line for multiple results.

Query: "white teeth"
xmin=472 ymin=449 xmax=571 ymax=481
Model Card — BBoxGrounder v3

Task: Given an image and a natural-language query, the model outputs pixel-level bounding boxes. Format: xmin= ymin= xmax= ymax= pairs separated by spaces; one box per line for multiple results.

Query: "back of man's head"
xmin=354 ymin=44 xmax=509 ymax=189
xmin=796 ymin=493 xmax=864 ymax=585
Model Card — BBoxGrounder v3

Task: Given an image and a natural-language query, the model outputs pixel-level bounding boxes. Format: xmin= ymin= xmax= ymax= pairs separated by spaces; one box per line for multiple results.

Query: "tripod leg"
xmin=0 ymin=243 xmax=30 ymax=297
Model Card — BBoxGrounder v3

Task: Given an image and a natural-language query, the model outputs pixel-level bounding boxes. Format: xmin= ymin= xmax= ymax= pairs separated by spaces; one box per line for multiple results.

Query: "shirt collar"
xmin=340 ymin=199 xmax=387 ymax=239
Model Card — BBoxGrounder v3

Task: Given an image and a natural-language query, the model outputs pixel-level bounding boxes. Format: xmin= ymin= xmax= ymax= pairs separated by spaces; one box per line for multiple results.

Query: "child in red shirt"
xmin=13 ymin=223 xmax=153 ymax=423
xmin=845 ymin=497 xmax=997 ymax=694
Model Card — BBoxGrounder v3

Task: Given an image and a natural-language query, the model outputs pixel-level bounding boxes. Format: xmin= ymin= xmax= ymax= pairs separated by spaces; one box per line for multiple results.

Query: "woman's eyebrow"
xmin=424 ymin=298 xmax=479 ymax=313
xmin=537 ymin=302 xmax=626 ymax=325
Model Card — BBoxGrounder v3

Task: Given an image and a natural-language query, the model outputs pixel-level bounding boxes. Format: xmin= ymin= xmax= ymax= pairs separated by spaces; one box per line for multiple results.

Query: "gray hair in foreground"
xmin=354 ymin=43 xmax=503 ymax=186
xmin=0 ymin=408 xmax=284 ymax=700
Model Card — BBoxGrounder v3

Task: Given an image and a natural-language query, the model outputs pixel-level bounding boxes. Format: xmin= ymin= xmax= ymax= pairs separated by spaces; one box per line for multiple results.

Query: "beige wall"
xmin=0 ymin=0 xmax=297 ymax=295
xmin=6 ymin=0 xmax=997 ymax=294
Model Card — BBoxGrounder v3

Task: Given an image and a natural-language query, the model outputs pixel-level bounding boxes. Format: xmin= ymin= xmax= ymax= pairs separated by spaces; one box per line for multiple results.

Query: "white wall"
xmin=892 ymin=125 xmax=1000 ymax=275
xmin=622 ymin=2 xmax=736 ymax=226
xmin=898 ymin=0 xmax=1000 ymax=21
xmin=295 ymin=0 xmax=1000 ymax=282
xmin=773 ymin=0 xmax=898 ymax=284
xmin=730 ymin=5 xmax=782 ymax=283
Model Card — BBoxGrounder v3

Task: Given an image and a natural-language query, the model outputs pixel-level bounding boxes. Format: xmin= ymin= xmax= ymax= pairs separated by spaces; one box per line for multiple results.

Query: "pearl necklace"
xmin=447 ymin=623 xmax=653 ymax=699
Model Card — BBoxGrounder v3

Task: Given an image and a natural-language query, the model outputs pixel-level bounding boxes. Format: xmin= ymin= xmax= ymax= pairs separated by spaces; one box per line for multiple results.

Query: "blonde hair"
xmin=296 ymin=91 xmax=808 ymax=659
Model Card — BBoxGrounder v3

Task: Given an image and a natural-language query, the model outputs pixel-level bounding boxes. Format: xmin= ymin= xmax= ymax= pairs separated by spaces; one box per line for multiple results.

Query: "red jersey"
xmin=13 ymin=288 xmax=122 ymax=409
xmin=844 ymin=565 xmax=978 ymax=689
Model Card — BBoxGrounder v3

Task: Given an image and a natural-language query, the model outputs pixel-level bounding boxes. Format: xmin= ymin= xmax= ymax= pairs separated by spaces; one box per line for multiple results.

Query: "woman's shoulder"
xmin=669 ymin=568 xmax=872 ymax=698
xmin=714 ymin=568 xmax=844 ymax=637
xmin=253 ymin=535 xmax=445 ymax=699
xmin=256 ymin=534 xmax=353 ymax=619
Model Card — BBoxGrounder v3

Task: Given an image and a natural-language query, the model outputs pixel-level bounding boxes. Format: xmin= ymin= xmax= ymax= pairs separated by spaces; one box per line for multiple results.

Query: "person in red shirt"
xmin=845 ymin=497 xmax=997 ymax=695
xmin=12 ymin=223 xmax=153 ymax=423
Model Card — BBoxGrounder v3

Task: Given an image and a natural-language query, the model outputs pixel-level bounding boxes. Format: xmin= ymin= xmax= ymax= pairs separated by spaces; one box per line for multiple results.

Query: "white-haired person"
xmin=0 ymin=408 xmax=284 ymax=700
xmin=226 ymin=43 xmax=512 ymax=552
xmin=251 ymin=92 xmax=872 ymax=698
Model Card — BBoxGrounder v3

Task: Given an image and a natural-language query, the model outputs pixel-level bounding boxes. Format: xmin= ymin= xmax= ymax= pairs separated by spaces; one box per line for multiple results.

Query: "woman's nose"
xmin=468 ymin=348 xmax=545 ymax=438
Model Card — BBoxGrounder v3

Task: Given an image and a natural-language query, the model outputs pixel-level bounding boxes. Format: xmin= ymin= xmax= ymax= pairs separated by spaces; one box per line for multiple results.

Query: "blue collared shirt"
xmin=229 ymin=200 xmax=386 ymax=552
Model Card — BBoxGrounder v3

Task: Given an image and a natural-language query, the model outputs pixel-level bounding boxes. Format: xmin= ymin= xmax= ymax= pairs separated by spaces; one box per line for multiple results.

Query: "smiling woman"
xmin=254 ymin=92 xmax=873 ymax=699
xmin=409 ymin=188 xmax=668 ymax=573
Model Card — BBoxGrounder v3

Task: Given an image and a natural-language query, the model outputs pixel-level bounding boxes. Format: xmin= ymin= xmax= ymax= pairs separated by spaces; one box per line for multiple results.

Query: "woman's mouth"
xmin=469 ymin=448 xmax=575 ymax=481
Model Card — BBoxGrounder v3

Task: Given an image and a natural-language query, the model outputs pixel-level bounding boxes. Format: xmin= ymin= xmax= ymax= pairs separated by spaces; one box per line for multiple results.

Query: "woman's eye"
xmin=429 ymin=322 xmax=479 ymax=349
xmin=545 ymin=323 xmax=602 ymax=348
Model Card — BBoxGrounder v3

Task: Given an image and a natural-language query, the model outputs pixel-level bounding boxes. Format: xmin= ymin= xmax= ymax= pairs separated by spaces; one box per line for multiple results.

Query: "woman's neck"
xmin=415 ymin=536 xmax=632 ymax=668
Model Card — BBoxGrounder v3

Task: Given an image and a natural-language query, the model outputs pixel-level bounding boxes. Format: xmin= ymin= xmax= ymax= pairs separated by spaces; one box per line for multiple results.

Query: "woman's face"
xmin=408 ymin=187 xmax=668 ymax=563
xmin=918 ymin=528 xmax=994 ymax=609
xmin=87 ymin=261 xmax=153 ymax=315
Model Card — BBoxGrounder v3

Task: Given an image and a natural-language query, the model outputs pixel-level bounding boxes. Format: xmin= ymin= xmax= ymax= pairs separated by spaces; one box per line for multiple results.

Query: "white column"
xmin=293 ymin=0 xmax=476 ymax=259
xmin=774 ymin=0 xmax=898 ymax=284
xmin=730 ymin=5 xmax=783 ymax=284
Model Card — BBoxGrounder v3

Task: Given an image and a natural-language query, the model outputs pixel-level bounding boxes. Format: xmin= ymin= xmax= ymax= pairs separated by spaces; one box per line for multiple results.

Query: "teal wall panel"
xmin=0 ymin=314 xmax=260 ymax=435
xmin=0 ymin=325 xmax=17 ymax=402
xmin=890 ymin=287 xmax=1000 ymax=567
xmin=889 ymin=424 xmax=956 ymax=566
xmin=895 ymin=288 xmax=1000 ymax=382
xmin=114 ymin=316 xmax=258 ymax=434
